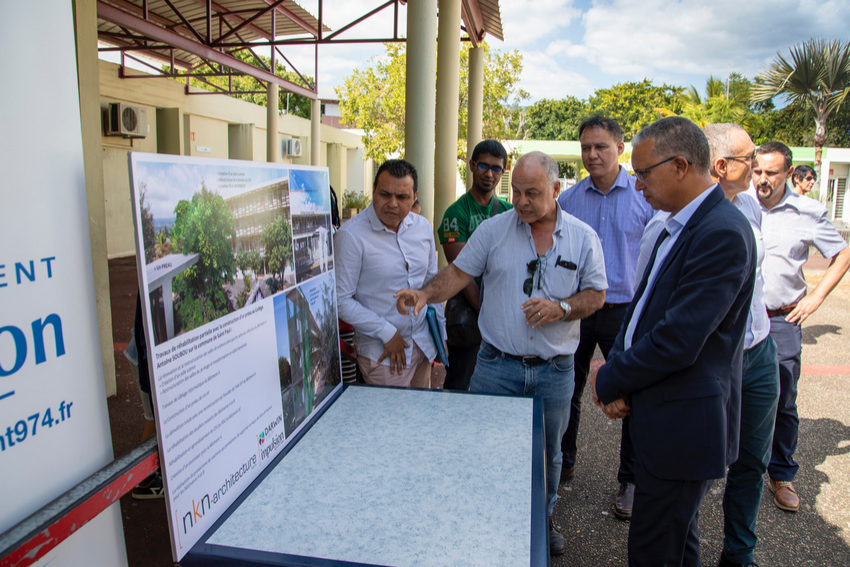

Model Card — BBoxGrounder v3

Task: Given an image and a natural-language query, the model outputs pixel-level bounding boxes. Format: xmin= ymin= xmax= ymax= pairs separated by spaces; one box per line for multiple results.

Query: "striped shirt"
xmin=453 ymin=208 xmax=607 ymax=359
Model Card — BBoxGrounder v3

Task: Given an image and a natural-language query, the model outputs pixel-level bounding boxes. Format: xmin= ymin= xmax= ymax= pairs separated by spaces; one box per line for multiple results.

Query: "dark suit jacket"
xmin=596 ymin=185 xmax=756 ymax=481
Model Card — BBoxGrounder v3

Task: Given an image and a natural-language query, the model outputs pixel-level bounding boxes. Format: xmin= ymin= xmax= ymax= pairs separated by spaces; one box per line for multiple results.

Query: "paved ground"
xmin=106 ymin=255 xmax=850 ymax=566
xmin=551 ymin=261 xmax=850 ymax=567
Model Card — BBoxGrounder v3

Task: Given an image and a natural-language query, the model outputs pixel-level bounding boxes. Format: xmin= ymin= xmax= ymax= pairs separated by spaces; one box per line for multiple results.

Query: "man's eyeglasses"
xmin=524 ymin=258 xmax=541 ymax=297
xmin=800 ymin=175 xmax=816 ymax=182
xmin=473 ymin=161 xmax=505 ymax=175
xmin=633 ymin=156 xmax=688 ymax=183
xmin=724 ymin=153 xmax=757 ymax=164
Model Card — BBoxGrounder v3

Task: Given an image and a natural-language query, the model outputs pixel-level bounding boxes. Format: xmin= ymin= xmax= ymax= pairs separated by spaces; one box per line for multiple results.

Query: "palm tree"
xmin=657 ymin=74 xmax=760 ymax=129
xmin=751 ymin=38 xmax=850 ymax=178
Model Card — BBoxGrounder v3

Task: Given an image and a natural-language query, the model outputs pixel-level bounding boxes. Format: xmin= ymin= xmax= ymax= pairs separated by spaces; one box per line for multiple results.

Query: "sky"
xmin=289 ymin=169 xmax=330 ymax=215
xmin=272 ymin=0 xmax=850 ymax=103
xmin=101 ymin=0 xmax=850 ymax=104
xmin=133 ymin=158 xmax=290 ymax=220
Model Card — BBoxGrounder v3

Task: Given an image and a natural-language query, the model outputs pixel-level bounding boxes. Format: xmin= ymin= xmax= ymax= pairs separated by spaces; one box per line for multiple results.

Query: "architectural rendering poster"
xmin=128 ymin=154 xmax=342 ymax=560
xmin=0 ymin=1 xmax=128 ymax=566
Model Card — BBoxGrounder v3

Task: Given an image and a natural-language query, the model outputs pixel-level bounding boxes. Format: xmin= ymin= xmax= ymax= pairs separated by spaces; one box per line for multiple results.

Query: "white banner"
xmin=0 ymin=1 xmax=127 ymax=565
xmin=128 ymin=154 xmax=342 ymax=559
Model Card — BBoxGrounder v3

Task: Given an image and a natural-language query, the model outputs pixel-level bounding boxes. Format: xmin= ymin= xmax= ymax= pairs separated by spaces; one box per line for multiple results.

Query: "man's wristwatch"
xmin=559 ymin=300 xmax=571 ymax=321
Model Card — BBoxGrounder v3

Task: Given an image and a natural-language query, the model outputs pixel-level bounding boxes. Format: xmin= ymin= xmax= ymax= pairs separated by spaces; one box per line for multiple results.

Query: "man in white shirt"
xmin=752 ymin=141 xmax=850 ymax=513
xmin=704 ymin=124 xmax=779 ymax=567
xmin=334 ymin=159 xmax=445 ymax=387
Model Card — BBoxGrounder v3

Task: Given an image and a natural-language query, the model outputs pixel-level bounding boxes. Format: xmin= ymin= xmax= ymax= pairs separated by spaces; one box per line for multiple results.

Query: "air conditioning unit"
xmin=107 ymin=103 xmax=147 ymax=138
xmin=285 ymin=138 xmax=302 ymax=157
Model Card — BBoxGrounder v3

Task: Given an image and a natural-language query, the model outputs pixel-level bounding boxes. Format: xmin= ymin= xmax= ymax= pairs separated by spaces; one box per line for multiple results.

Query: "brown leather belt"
xmin=603 ymin=302 xmax=630 ymax=309
xmin=767 ymin=303 xmax=797 ymax=318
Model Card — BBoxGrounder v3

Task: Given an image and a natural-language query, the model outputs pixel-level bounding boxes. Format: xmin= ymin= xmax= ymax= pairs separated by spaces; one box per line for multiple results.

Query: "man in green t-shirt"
xmin=439 ymin=140 xmax=513 ymax=390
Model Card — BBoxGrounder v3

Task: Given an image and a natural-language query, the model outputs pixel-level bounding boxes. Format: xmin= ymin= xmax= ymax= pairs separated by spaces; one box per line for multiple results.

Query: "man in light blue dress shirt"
xmin=557 ymin=116 xmax=654 ymax=520
xmin=395 ymin=151 xmax=607 ymax=556
xmin=335 ymin=159 xmax=446 ymax=388
xmin=752 ymin=141 xmax=850 ymax=514
xmin=704 ymin=124 xmax=779 ymax=567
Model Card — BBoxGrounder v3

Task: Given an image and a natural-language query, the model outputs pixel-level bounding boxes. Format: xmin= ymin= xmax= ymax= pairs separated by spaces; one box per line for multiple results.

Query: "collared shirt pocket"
xmin=545 ymin=260 xmax=580 ymax=300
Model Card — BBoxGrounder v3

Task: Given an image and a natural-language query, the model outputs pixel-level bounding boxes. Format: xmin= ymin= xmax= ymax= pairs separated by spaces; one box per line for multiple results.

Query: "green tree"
xmin=457 ymin=43 xmax=529 ymax=161
xmin=155 ymin=229 xmax=172 ymax=260
xmin=139 ymin=183 xmax=156 ymax=264
xmin=523 ymin=96 xmax=589 ymax=140
xmin=262 ymin=215 xmax=292 ymax=283
xmin=658 ymin=74 xmax=761 ymax=129
xmin=587 ymin=80 xmax=683 ymax=140
xmin=337 ymin=41 xmax=527 ymax=164
xmin=318 ymin=279 xmax=341 ymax=390
xmin=750 ymin=99 xmax=850 ymax=147
xmin=279 ymin=356 xmax=292 ymax=389
xmin=248 ymin=250 xmax=263 ymax=277
xmin=170 ymin=184 xmax=237 ymax=331
xmin=167 ymin=50 xmax=313 ymax=118
xmin=235 ymin=250 xmax=250 ymax=276
xmin=751 ymin=38 xmax=850 ymax=177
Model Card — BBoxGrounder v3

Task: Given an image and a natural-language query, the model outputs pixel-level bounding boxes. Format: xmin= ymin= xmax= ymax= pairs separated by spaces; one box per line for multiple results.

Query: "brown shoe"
xmin=614 ymin=482 xmax=635 ymax=520
xmin=768 ymin=478 xmax=799 ymax=512
xmin=560 ymin=465 xmax=576 ymax=484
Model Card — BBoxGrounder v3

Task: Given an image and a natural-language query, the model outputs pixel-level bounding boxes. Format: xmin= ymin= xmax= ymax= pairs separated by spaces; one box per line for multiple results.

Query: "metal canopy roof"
xmin=97 ymin=0 xmax=504 ymax=99
xmin=462 ymin=0 xmax=503 ymax=44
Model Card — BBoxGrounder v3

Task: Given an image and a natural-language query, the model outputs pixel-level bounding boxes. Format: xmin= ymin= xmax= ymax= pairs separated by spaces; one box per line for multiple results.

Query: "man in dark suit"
xmin=593 ymin=117 xmax=757 ymax=567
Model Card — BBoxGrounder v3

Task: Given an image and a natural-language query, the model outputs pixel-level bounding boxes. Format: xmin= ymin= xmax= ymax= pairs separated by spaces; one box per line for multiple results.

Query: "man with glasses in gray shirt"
xmin=395 ymin=151 xmax=607 ymax=556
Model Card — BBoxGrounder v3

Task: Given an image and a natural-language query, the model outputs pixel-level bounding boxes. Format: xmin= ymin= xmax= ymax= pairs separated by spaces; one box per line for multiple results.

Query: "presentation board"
xmin=128 ymin=154 xmax=342 ymax=560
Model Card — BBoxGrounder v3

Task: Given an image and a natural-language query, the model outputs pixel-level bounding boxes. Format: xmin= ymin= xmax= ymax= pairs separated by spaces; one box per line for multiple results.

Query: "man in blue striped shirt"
xmin=557 ymin=116 xmax=654 ymax=520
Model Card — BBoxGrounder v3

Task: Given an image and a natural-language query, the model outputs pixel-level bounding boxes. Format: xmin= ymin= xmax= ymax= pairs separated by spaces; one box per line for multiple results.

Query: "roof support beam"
xmin=186 ymin=0 xmax=271 ymax=40
xmin=97 ymin=1 xmax=317 ymax=99
xmin=98 ymin=35 xmax=194 ymax=69
xmin=215 ymin=0 xmax=286 ymax=44
xmin=260 ymin=0 xmax=318 ymax=37
xmin=461 ymin=0 xmax=485 ymax=46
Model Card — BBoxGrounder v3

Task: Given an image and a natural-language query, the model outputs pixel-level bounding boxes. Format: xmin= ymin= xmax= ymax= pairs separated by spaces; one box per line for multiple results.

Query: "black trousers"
xmin=629 ymin=457 xmax=713 ymax=567
xmin=560 ymin=304 xmax=634 ymax=482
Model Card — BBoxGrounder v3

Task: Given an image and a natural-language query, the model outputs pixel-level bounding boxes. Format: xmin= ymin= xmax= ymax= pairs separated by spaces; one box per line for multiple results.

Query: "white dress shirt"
xmin=334 ymin=204 xmax=446 ymax=366
xmin=732 ymin=192 xmax=769 ymax=349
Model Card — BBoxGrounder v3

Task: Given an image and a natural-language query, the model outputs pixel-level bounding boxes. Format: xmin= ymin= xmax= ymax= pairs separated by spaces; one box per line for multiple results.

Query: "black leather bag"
xmin=445 ymin=292 xmax=482 ymax=348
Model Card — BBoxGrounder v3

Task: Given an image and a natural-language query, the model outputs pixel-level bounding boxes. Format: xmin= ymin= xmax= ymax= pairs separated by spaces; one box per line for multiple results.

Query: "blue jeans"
xmin=722 ymin=336 xmax=780 ymax=564
xmin=767 ymin=316 xmax=802 ymax=481
xmin=470 ymin=341 xmax=575 ymax=516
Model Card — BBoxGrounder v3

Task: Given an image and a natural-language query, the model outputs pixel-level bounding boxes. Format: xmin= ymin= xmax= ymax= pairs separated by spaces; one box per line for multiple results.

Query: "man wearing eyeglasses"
xmin=593 ymin=117 xmax=757 ymax=567
xmin=704 ymin=124 xmax=779 ymax=567
xmin=751 ymin=142 xmax=850 ymax=514
xmin=395 ymin=151 xmax=607 ymax=556
xmin=556 ymin=116 xmax=655 ymax=519
xmin=439 ymin=140 xmax=513 ymax=391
